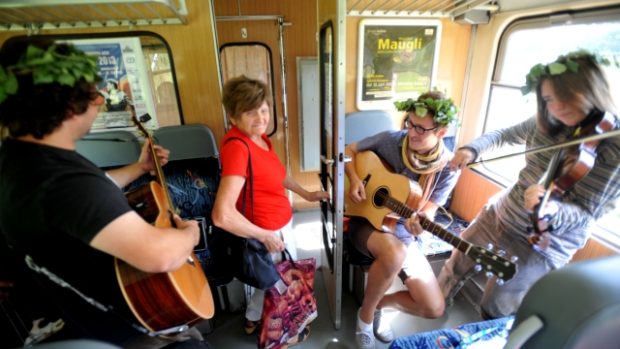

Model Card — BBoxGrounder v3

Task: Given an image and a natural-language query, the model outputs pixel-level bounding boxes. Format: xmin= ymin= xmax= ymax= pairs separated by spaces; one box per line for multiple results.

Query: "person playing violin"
xmin=0 ymin=40 xmax=207 ymax=347
xmin=439 ymin=50 xmax=620 ymax=319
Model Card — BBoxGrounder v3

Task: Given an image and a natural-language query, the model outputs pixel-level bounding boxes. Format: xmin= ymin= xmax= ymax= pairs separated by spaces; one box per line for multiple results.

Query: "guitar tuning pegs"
xmin=496 ymin=278 xmax=505 ymax=286
xmin=474 ymin=264 xmax=483 ymax=273
xmin=510 ymin=255 xmax=519 ymax=263
xmin=497 ymin=249 xmax=506 ymax=256
xmin=485 ymin=271 xmax=494 ymax=279
xmin=486 ymin=243 xmax=494 ymax=251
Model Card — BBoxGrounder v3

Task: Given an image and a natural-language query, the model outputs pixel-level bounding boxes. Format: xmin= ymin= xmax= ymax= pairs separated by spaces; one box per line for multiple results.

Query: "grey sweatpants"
xmin=437 ymin=204 xmax=554 ymax=318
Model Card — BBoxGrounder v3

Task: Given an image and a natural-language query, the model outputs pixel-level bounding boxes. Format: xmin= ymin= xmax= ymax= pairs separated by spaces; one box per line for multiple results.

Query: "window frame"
xmin=2 ymin=31 xmax=185 ymax=129
xmin=481 ymin=5 xmax=620 ymax=246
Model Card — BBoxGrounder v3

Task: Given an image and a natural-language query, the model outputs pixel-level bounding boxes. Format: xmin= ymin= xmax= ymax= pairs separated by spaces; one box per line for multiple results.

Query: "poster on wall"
xmin=70 ymin=37 xmax=158 ymax=131
xmin=357 ymin=19 xmax=441 ymax=110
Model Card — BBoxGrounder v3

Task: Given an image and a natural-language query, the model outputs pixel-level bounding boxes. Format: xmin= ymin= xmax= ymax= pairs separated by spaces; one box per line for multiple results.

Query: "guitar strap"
xmin=10 ymin=243 xmax=186 ymax=338
xmin=19 ymin=252 xmax=161 ymax=336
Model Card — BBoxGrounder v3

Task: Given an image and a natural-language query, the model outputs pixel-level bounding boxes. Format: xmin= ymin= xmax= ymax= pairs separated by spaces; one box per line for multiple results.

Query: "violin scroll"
xmin=527 ymin=231 xmax=551 ymax=250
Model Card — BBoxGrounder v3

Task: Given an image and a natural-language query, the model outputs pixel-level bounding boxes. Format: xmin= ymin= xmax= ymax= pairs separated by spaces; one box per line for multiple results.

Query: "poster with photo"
xmin=357 ymin=19 xmax=441 ymax=110
xmin=71 ymin=37 xmax=158 ymax=130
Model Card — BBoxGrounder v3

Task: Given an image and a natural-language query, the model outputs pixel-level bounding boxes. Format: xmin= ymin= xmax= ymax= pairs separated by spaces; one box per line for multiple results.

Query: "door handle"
xmin=320 ymin=155 xmax=334 ymax=165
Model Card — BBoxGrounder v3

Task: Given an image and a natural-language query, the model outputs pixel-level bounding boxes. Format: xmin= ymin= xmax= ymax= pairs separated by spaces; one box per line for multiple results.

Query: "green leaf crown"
xmin=521 ymin=49 xmax=617 ymax=95
xmin=0 ymin=44 xmax=99 ymax=104
xmin=394 ymin=95 xmax=458 ymax=127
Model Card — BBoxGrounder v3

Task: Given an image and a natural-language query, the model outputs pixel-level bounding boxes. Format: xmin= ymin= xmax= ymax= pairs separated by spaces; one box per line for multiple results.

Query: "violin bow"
xmin=466 ymin=127 xmax=620 ymax=167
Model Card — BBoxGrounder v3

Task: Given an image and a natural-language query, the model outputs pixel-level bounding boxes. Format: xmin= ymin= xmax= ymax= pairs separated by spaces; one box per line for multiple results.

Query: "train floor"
xmin=204 ymin=209 xmax=482 ymax=349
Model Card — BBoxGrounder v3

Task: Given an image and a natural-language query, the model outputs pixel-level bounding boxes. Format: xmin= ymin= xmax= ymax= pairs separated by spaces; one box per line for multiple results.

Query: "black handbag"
xmin=208 ymin=137 xmax=280 ymax=290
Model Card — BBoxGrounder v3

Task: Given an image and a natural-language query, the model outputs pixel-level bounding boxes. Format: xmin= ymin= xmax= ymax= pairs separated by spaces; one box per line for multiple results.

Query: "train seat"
xmin=76 ymin=130 xmax=142 ymax=169
xmin=153 ymin=124 xmax=247 ymax=314
xmin=391 ymin=255 xmax=620 ymax=349
xmin=153 ymin=123 xmax=218 ymax=161
xmin=343 ymin=109 xmax=397 ymax=268
xmin=344 ymin=109 xmax=397 ymax=145
xmin=506 ymin=254 xmax=620 ymax=349
xmin=344 ymin=110 xmax=398 ymax=302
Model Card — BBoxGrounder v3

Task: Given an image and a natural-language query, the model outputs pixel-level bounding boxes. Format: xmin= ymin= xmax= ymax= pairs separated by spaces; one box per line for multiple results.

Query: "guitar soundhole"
xmin=373 ymin=187 xmax=389 ymax=207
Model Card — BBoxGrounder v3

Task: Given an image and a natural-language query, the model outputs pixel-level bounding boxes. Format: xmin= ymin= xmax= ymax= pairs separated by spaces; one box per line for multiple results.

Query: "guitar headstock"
xmin=467 ymin=245 xmax=517 ymax=283
xmin=131 ymin=113 xmax=152 ymax=138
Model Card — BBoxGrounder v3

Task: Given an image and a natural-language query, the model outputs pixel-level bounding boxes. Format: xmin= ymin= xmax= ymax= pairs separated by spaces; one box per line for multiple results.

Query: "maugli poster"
xmin=72 ymin=38 xmax=157 ymax=130
xmin=357 ymin=19 xmax=441 ymax=110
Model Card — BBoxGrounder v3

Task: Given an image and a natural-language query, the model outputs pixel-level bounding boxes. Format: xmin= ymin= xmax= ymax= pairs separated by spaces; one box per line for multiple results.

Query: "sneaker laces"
xmin=355 ymin=330 xmax=375 ymax=349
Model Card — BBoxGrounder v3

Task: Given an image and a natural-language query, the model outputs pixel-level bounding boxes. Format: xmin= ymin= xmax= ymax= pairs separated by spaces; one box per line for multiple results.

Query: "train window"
xmin=219 ymin=43 xmax=277 ymax=136
xmin=2 ymin=33 xmax=183 ymax=130
xmin=485 ymin=7 xmax=620 ymax=244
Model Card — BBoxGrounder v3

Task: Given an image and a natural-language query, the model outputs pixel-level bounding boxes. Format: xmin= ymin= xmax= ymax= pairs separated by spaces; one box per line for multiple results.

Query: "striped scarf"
xmin=401 ymin=138 xmax=449 ymax=210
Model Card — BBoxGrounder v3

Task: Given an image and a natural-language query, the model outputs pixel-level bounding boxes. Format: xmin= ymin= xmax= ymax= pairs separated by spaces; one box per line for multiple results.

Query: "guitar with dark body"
xmin=345 ymin=151 xmax=517 ymax=283
xmin=116 ymin=114 xmax=214 ymax=335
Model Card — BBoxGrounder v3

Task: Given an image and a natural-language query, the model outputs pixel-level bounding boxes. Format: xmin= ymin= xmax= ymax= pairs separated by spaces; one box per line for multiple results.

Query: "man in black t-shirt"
xmin=0 ymin=40 xmax=204 ymax=348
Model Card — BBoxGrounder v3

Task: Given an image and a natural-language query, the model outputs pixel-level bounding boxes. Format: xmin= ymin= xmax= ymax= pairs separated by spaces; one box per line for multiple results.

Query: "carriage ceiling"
xmin=0 ymin=0 xmax=187 ymax=32
xmin=346 ymin=0 xmax=576 ymax=19
xmin=0 ymin=0 xmax=581 ymax=32
xmin=346 ymin=0 xmax=499 ymax=18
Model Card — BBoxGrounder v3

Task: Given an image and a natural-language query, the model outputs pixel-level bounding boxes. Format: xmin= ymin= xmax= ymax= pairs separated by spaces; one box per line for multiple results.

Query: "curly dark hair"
xmin=0 ymin=38 xmax=101 ymax=140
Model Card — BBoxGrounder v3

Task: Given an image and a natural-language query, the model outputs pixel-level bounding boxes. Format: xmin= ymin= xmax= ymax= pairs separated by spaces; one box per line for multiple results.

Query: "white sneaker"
xmin=373 ymin=308 xmax=394 ymax=343
xmin=355 ymin=329 xmax=376 ymax=349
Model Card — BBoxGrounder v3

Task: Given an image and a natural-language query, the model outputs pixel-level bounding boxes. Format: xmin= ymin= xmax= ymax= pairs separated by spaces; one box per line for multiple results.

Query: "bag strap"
xmin=223 ymin=137 xmax=254 ymax=222
xmin=281 ymin=248 xmax=293 ymax=261
xmin=224 ymin=137 xmax=288 ymax=255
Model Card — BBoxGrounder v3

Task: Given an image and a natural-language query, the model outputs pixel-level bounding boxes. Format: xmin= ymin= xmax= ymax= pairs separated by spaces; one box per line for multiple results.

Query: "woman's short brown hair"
xmin=222 ymin=75 xmax=272 ymax=119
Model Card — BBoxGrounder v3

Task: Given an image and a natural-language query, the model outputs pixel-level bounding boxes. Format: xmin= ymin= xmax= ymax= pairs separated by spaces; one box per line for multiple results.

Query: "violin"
xmin=528 ymin=110 xmax=616 ymax=249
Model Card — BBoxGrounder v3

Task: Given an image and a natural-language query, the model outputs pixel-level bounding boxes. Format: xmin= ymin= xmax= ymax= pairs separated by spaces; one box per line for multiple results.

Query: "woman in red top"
xmin=211 ymin=75 xmax=329 ymax=339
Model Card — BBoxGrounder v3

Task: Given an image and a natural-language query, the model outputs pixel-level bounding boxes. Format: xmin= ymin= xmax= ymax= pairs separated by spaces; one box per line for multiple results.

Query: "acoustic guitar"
xmin=115 ymin=114 xmax=214 ymax=335
xmin=345 ymin=151 xmax=517 ymax=282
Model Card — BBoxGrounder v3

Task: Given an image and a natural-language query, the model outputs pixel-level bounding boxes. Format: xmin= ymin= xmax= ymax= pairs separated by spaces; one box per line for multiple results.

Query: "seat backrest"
xmin=153 ymin=124 xmax=219 ymax=161
xmin=76 ymin=130 xmax=141 ymax=168
xmin=505 ymin=255 xmax=620 ymax=349
xmin=345 ymin=110 xmax=396 ymax=145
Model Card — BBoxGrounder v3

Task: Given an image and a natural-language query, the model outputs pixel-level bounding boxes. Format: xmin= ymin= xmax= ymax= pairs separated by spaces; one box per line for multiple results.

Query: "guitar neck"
xmin=132 ymin=113 xmax=176 ymax=212
xmin=383 ymin=196 xmax=472 ymax=254
xmin=147 ymin=134 xmax=175 ymax=211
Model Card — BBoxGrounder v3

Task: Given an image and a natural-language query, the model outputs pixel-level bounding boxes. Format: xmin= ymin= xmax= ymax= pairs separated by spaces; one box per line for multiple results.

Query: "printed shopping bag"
xmin=258 ymin=251 xmax=317 ymax=349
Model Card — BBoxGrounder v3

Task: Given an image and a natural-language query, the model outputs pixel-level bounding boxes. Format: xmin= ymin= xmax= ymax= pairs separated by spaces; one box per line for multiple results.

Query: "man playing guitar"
xmin=0 ymin=40 xmax=209 ymax=347
xmin=345 ymin=91 xmax=460 ymax=349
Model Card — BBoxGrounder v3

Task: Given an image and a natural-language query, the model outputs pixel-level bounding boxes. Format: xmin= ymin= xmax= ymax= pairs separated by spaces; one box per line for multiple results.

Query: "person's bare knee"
xmin=368 ymin=234 xmax=406 ymax=275
xmin=421 ymin=296 xmax=445 ymax=318
xmin=402 ymin=265 xmax=445 ymax=318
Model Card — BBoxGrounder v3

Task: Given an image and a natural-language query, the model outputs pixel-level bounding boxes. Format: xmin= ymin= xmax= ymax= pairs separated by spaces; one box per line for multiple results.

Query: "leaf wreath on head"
xmin=0 ymin=44 xmax=100 ymax=104
xmin=394 ymin=95 xmax=459 ymax=127
xmin=521 ymin=49 xmax=618 ymax=96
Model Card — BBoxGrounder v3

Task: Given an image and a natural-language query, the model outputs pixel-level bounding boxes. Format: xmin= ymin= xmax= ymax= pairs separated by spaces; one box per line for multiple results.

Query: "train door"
xmin=318 ymin=1 xmax=346 ymax=330
xmin=215 ymin=16 xmax=289 ymax=171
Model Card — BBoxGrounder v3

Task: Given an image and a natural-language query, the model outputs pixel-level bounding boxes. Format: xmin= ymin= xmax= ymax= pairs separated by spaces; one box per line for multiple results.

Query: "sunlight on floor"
xmin=293 ymin=221 xmax=324 ymax=252
xmin=292 ymin=211 xmax=325 ymax=265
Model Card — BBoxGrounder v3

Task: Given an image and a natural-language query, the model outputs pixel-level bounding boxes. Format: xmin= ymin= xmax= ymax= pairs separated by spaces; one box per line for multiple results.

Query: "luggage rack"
xmin=0 ymin=0 xmax=188 ymax=32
